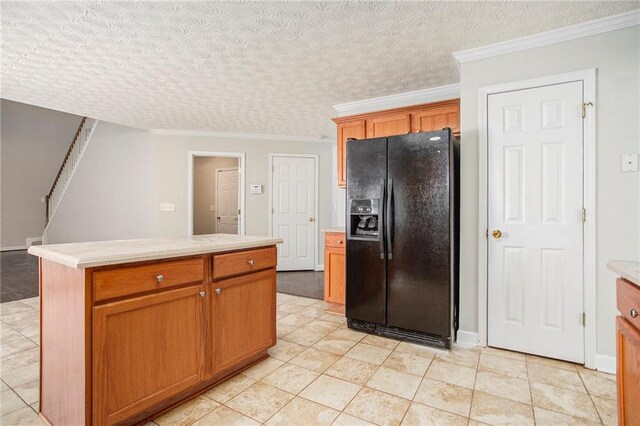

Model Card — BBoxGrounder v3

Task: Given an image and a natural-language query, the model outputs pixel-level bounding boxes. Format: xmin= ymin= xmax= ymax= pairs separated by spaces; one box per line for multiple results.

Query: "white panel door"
xmin=272 ymin=156 xmax=315 ymax=270
xmin=215 ymin=168 xmax=239 ymax=234
xmin=487 ymin=81 xmax=584 ymax=363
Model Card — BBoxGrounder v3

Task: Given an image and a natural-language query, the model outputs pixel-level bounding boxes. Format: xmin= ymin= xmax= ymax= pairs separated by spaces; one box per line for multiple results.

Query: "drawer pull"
xmin=631 ymin=309 xmax=638 ymax=318
xmin=338 ymin=240 xmax=343 ymax=244
xmin=156 ymin=274 xmax=164 ymax=283
xmin=248 ymin=259 xmax=255 ymax=267
xmin=215 ymin=288 xmax=222 ymax=295
xmin=199 ymin=291 xmax=206 ymax=298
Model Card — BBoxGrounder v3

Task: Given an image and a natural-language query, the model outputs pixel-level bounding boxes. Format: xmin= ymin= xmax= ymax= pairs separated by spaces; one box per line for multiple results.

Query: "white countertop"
xmin=28 ymin=234 xmax=283 ymax=269
xmin=322 ymin=227 xmax=345 ymax=233
xmin=607 ymin=260 xmax=640 ymax=287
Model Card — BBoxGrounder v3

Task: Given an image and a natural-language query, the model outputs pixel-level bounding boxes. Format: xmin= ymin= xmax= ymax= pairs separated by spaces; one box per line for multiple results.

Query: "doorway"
xmin=269 ymin=154 xmax=318 ymax=271
xmin=478 ymin=70 xmax=596 ymax=366
xmin=188 ymin=151 xmax=245 ymax=236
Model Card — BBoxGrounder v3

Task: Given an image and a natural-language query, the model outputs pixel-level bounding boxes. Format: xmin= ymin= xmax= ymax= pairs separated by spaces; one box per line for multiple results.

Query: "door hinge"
xmin=581 ymin=208 xmax=586 ymax=223
xmin=581 ymin=312 xmax=586 ymax=326
xmin=485 ymin=229 xmax=489 ymax=238
xmin=272 ymin=165 xmax=275 ymax=171
xmin=581 ymin=102 xmax=593 ymax=118
xmin=238 ymin=209 xmax=241 ymax=215
xmin=272 ymin=208 xmax=274 ymax=214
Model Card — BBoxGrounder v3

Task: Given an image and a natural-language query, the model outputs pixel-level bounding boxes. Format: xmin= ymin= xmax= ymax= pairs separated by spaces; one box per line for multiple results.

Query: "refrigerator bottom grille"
xmin=347 ymin=318 xmax=451 ymax=350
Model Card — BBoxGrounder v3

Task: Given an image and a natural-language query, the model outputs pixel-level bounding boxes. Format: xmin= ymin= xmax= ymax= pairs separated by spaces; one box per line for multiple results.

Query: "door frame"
xmin=187 ymin=151 xmax=246 ymax=236
xmin=477 ymin=69 xmax=597 ymax=367
xmin=267 ymin=153 xmax=321 ymax=271
xmin=214 ymin=167 xmax=239 ymax=234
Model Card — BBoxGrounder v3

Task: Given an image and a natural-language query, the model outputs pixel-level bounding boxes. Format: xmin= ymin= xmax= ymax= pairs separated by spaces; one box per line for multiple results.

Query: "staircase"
xmin=43 ymin=117 xmax=98 ymax=241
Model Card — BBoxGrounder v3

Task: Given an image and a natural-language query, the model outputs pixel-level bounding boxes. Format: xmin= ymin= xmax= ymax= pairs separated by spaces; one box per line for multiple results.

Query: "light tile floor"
xmin=0 ymin=293 xmax=617 ymax=425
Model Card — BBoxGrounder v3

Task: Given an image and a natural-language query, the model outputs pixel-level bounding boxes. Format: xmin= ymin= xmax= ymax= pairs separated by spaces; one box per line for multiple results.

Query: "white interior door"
xmin=272 ymin=156 xmax=315 ymax=271
xmin=487 ymin=81 xmax=585 ymax=363
xmin=215 ymin=168 xmax=239 ymax=234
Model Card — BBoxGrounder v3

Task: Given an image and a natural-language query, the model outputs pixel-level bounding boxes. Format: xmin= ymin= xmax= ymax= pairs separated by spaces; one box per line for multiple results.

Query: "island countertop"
xmin=607 ymin=260 xmax=640 ymax=287
xmin=28 ymin=234 xmax=283 ymax=269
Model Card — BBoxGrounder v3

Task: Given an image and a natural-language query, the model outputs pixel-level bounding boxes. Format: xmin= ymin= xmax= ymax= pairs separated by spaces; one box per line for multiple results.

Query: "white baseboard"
xmin=594 ymin=354 xmax=616 ymax=375
xmin=1 ymin=245 xmax=28 ymax=252
xmin=314 ymin=264 xmax=325 ymax=272
xmin=456 ymin=330 xmax=479 ymax=347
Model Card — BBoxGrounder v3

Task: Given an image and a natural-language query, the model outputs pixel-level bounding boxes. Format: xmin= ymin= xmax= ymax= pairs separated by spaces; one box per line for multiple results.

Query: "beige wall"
xmin=45 ymin=122 xmax=158 ymax=243
xmin=193 ymin=156 xmax=238 ymax=235
xmin=46 ymin=122 xmax=336 ymax=266
xmin=0 ymin=99 xmax=81 ymax=249
xmin=459 ymin=27 xmax=640 ymax=359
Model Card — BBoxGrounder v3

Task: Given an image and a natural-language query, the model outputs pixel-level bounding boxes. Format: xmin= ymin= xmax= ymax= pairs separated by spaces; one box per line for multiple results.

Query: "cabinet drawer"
xmin=213 ymin=247 xmax=276 ymax=280
xmin=617 ymin=278 xmax=640 ymax=330
xmin=93 ymin=258 xmax=204 ymax=302
xmin=325 ymin=233 xmax=346 ymax=250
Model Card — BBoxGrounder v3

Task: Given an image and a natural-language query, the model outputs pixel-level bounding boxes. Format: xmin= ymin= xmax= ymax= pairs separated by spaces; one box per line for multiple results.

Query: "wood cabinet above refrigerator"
xmin=332 ymin=99 xmax=460 ymax=187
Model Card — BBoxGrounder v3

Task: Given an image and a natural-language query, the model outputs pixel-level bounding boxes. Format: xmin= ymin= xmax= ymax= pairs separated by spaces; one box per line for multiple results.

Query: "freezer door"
xmin=346 ymin=137 xmax=387 ymax=325
xmin=386 ymin=131 xmax=453 ymax=338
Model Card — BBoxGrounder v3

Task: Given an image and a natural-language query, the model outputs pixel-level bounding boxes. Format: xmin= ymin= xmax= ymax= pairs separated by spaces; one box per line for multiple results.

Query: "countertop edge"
xmin=28 ymin=239 xmax=283 ymax=269
xmin=607 ymin=260 xmax=640 ymax=287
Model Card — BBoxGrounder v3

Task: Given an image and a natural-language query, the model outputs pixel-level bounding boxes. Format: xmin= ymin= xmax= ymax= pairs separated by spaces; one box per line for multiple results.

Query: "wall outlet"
xmin=250 ymin=184 xmax=262 ymax=194
xmin=160 ymin=203 xmax=176 ymax=212
xmin=621 ymin=153 xmax=639 ymax=172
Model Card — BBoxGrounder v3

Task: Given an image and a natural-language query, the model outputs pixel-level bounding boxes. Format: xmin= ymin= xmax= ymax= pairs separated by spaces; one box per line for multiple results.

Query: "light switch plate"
xmin=160 ymin=203 xmax=175 ymax=212
xmin=209 ymin=205 xmax=215 ymax=212
xmin=250 ymin=184 xmax=262 ymax=194
xmin=621 ymin=153 xmax=639 ymax=172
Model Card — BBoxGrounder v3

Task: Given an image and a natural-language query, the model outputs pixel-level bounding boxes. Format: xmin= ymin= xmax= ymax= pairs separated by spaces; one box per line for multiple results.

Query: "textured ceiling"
xmin=1 ymin=1 xmax=637 ymax=138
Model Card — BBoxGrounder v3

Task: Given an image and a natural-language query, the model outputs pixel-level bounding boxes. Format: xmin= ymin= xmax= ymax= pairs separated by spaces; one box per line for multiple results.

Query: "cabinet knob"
xmin=338 ymin=240 xmax=343 ymax=244
xmin=215 ymin=288 xmax=222 ymax=295
xmin=156 ymin=274 xmax=164 ymax=283
xmin=248 ymin=259 xmax=255 ymax=267
xmin=199 ymin=291 xmax=206 ymax=298
xmin=631 ymin=308 xmax=638 ymax=318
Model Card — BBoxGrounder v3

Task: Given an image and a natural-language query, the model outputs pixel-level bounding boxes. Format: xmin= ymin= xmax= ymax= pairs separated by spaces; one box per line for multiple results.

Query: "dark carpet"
xmin=276 ymin=271 xmax=324 ymax=300
xmin=1 ymin=250 xmax=39 ymax=302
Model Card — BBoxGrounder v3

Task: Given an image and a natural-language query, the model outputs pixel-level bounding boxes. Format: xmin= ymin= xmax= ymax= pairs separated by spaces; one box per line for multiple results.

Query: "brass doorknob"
xmin=492 ymin=230 xmax=502 ymax=239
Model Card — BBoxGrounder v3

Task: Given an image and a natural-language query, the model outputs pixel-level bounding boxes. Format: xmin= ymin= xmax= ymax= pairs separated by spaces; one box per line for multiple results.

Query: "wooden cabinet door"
xmin=212 ymin=269 xmax=276 ymax=373
xmin=366 ymin=114 xmax=411 ymax=138
xmin=324 ymin=247 xmax=345 ymax=304
xmin=411 ymin=105 xmax=460 ymax=135
xmin=93 ymin=285 xmax=207 ymax=426
xmin=617 ymin=316 xmax=640 ymax=425
xmin=337 ymin=120 xmax=365 ymax=187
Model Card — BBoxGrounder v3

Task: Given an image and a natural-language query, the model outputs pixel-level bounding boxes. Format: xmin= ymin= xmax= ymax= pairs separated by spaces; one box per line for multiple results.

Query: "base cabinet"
xmin=616 ymin=277 xmax=640 ymax=426
xmin=617 ymin=316 xmax=640 ymax=425
xmin=93 ymin=285 xmax=207 ymax=425
xmin=324 ymin=232 xmax=346 ymax=304
xmin=39 ymin=246 xmax=277 ymax=426
xmin=212 ymin=269 xmax=276 ymax=373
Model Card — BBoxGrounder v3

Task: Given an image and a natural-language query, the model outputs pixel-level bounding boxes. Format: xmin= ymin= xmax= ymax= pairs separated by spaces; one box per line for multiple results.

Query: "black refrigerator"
xmin=346 ymin=129 xmax=459 ymax=349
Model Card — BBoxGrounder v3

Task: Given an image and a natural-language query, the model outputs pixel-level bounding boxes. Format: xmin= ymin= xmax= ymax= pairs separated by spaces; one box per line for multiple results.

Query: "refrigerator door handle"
xmin=379 ymin=180 xmax=385 ymax=260
xmin=386 ymin=178 xmax=393 ymax=260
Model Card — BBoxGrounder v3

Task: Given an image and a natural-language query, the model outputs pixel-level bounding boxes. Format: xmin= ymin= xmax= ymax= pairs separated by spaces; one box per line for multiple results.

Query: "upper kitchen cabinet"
xmin=366 ymin=113 xmax=411 ymax=137
xmin=333 ymin=99 xmax=460 ymax=187
xmin=336 ymin=119 xmax=365 ymax=187
xmin=411 ymin=101 xmax=460 ymax=135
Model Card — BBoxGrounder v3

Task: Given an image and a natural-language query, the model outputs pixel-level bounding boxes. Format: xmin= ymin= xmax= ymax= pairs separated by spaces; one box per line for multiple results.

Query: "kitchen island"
xmin=28 ymin=234 xmax=282 ymax=426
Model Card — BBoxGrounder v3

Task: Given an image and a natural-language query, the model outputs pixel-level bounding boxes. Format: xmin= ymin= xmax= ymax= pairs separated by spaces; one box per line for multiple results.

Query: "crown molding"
xmin=149 ymin=129 xmax=336 ymax=144
xmin=332 ymin=83 xmax=460 ymax=117
xmin=454 ymin=9 xmax=640 ymax=64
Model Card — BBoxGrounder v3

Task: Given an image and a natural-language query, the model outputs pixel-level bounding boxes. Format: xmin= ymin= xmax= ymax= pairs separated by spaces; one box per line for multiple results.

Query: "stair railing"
xmin=44 ymin=116 xmax=96 ymax=225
